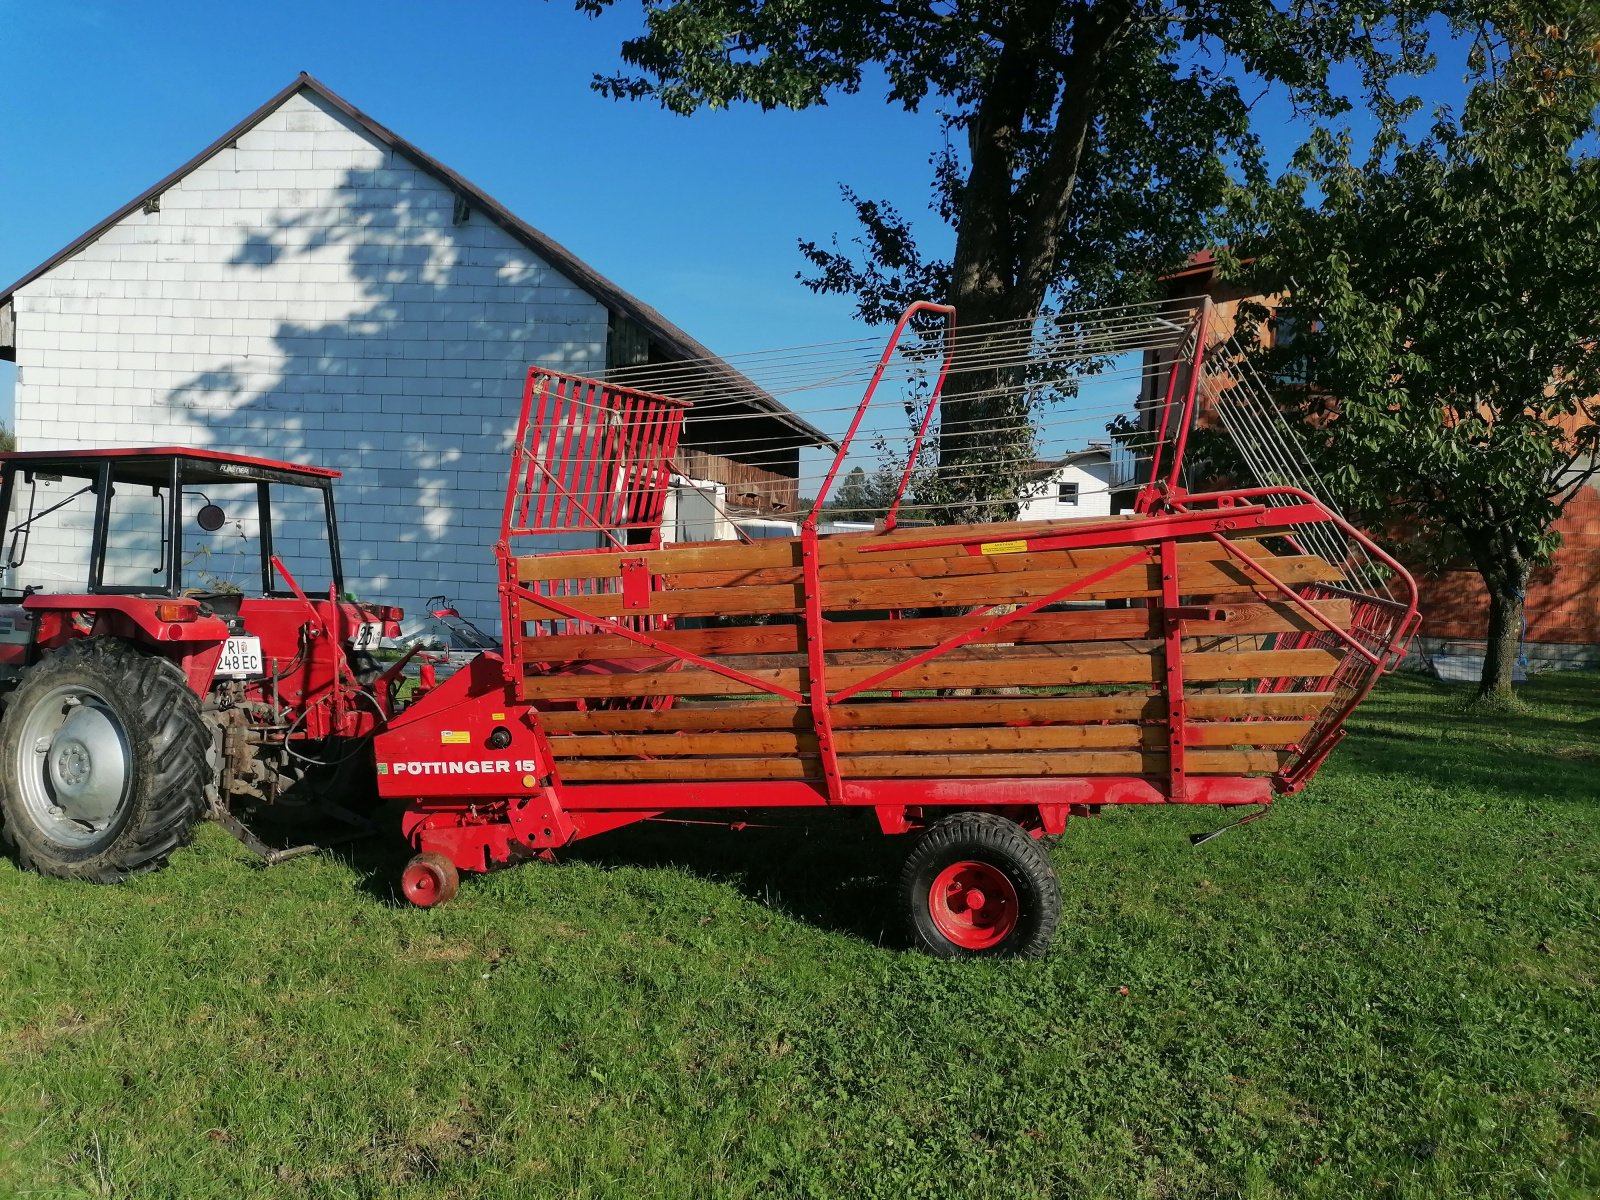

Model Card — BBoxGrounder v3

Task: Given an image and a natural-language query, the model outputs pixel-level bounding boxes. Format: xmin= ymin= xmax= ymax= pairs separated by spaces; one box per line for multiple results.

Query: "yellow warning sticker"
xmin=491 ymin=712 xmax=506 ymax=721
xmin=979 ymin=539 xmax=1029 ymax=555
xmin=439 ymin=730 xmax=471 ymax=745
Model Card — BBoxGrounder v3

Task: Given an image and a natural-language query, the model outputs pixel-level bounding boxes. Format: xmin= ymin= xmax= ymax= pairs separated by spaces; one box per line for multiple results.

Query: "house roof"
xmin=1030 ymin=446 xmax=1112 ymax=474
xmin=0 ymin=72 xmax=833 ymax=449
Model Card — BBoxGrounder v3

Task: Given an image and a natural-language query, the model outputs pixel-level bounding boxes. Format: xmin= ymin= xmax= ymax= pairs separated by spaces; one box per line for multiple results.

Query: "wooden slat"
xmin=533 ymin=690 xmax=1336 ymax=733
xmin=521 ymin=601 xmax=1354 ymax=664
xmin=516 ymin=513 xmax=1152 ymax=582
xmin=554 ymin=748 xmax=1289 ymax=782
xmin=519 ymin=555 xmax=1344 ymax=621
xmin=519 ymin=647 xmax=1343 ymax=700
xmin=546 ymin=720 xmax=1312 ymax=758
xmin=656 ymin=537 xmax=1277 ymax=591
xmin=518 ymin=532 xmax=1281 ymax=592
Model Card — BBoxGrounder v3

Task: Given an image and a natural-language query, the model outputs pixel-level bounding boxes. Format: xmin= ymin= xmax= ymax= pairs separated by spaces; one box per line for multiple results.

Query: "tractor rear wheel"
xmin=0 ymin=638 xmax=208 ymax=882
xmin=899 ymin=811 xmax=1062 ymax=959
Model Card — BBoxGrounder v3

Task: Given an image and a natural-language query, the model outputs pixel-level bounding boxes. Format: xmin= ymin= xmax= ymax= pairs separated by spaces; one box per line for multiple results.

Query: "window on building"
xmin=1057 ymin=481 xmax=1080 ymax=506
xmin=1272 ymin=310 xmax=1322 ymax=386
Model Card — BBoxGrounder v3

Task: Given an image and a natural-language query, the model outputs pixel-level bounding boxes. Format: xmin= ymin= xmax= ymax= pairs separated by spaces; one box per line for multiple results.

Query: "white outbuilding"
xmin=1016 ymin=445 xmax=1119 ymax=522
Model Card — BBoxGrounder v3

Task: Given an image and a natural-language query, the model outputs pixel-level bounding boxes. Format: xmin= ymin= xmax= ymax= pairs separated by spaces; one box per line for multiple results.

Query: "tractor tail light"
xmin=156 ymin=603 xmax=196 ymax=623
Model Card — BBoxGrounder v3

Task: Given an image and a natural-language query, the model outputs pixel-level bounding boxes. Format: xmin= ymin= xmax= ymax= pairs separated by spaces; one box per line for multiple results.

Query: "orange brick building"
xmin=1161 ymin=253 xmax=1600 ymax=667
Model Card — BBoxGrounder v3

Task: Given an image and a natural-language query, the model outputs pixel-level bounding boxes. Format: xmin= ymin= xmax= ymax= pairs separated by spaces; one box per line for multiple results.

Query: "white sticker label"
xmin=351 ymin=621 xmax=384 ymax=650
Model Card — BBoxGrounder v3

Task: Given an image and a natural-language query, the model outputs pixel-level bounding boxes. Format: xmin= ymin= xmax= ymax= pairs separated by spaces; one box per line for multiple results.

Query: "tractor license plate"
xmin=351 ymin=621 xmax=385 ymax=650
xmin=217 ymin=636 xmax=264 ymax=678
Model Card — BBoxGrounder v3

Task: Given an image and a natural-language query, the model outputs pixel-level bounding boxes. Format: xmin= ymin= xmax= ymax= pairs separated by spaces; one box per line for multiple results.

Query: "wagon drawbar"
xmin=375 ymin=299 xmax=1419 ymax=956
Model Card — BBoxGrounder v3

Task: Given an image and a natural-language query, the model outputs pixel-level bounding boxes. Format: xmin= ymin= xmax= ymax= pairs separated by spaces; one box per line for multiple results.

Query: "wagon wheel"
xmin=401 ymin=852 xmax=459 ymax=908
xmin=898 ymin=812 xmax=1062 ymax=959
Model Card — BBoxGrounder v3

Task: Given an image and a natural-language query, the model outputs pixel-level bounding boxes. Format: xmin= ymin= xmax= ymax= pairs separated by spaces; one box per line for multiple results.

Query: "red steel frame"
xmin=384 ymin=302 xmax=1421 ymax=874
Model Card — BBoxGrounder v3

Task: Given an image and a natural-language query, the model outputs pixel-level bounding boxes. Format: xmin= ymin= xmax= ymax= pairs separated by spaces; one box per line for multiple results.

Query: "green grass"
xmin=1 ymin=673 xmax=1596 ymax=1198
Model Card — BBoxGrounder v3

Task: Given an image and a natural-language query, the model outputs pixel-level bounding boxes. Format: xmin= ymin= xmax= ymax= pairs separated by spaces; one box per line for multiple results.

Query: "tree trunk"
xmin=1468 ymin=534 xmax=1532 ymax=701
xmin=1478 ymin=581 xmax=1527 ymax=700
xmin=929 ymin=2 xmax=1129 ymax=528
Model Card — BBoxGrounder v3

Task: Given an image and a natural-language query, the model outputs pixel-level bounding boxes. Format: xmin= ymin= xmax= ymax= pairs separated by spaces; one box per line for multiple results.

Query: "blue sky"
xmin=0 ymin=0 xmax=949 ymax=427
xmin=0 ymin=2 xmax=1470 ymax=445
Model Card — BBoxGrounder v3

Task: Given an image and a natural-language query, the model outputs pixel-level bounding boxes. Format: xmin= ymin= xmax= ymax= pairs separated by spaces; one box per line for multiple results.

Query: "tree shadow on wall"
xmin=165 ymin=166 xmax=604 ymax=624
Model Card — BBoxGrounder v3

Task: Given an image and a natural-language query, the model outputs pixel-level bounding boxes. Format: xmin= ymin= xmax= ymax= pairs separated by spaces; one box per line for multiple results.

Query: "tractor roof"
xmin=0 ymin=446 xmax=340 ymax=484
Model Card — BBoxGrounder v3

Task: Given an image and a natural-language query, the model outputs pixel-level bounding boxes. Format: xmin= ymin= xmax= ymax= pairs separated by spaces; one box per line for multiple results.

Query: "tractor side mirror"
xmin=196 ymin=504 xmax=227 ymax=532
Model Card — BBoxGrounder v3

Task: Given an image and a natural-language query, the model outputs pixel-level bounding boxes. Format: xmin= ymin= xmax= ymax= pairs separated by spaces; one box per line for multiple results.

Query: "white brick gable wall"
xmin=9 ymin=89 xmax=610 ymax=629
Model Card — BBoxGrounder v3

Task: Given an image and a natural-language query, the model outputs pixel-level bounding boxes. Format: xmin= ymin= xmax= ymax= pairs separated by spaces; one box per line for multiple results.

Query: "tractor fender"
xmin=22 ymin=596 xmax=230 ymax=694
xmin=21 ymin=595 xmax=230 ymax=646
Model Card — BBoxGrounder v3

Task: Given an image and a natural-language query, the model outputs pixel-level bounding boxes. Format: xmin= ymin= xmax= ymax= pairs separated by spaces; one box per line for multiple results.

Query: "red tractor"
xmin=0 ymin=448 xmax=403 ymax=881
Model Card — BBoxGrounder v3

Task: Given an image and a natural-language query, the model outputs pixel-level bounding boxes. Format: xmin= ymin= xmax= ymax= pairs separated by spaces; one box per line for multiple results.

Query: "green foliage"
xmin=0 ymin=424 xmax=13 ymax=454
xmin=821 ymin=463 xmax=900 ymax=522
xmin=1227 ymin=5 xmax=1600 ymax=694
xmin=580 ymin=0 xmax=1438 ymax=521
xmin=583 ymin=0 xmax=1430 ymax=320
xmin=0 ymin=672 xmax=1596 ymax=1196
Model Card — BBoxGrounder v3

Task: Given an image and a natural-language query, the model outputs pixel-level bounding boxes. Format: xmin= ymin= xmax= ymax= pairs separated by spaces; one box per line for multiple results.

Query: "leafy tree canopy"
xmin=1225 ymin=3 xmax=1600 ymax=697
xmin=582 ymin=0 xmax=1432 ymax=321
xmin=579 ymin=0 xmax=1438 ymax=521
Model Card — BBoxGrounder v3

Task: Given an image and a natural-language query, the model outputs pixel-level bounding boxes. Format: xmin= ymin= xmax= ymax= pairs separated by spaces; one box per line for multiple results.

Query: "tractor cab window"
xmin=181 ymin=482 xmax=261 ymax=595
xmin=102 ymin=480 xmax=172 ymax=589
xmin=175 ymin=475 xmax=337 ymax=598
xmin=1 ymin=470 xmax=99 ymax=595
xmin=266 ymin=483 xmax=335 ymax=596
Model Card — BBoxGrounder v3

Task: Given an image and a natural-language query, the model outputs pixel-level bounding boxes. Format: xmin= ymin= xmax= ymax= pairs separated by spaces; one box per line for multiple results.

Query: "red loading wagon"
xmin=376 ymin=301 xmax=1418 ymax=957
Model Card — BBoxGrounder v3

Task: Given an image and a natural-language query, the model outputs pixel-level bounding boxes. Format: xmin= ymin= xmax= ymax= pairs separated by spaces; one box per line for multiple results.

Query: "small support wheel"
xmin=899 ymin=811 xmax=1061 ymax=959
xmin=401 ymin=852 xmax=459 ymax=908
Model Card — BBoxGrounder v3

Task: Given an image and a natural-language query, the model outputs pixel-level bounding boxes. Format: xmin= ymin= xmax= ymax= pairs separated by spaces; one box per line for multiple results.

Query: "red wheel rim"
xmin=402 ymin=861 xmax=447 ymax=907
xmin=928 ymin=860 xmax=1019 ymax=950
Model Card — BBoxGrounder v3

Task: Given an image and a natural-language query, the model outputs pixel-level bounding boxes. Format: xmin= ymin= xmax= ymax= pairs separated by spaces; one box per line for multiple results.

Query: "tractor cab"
xmin=0 ymin=447 xmax=345 ymax=603
xmin=0 ymin=447 xmax=403 ymax=686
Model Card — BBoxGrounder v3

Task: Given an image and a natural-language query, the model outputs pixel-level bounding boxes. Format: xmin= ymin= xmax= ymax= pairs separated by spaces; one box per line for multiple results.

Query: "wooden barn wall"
xmin=678 ymin=413 xmax=804 ymax=514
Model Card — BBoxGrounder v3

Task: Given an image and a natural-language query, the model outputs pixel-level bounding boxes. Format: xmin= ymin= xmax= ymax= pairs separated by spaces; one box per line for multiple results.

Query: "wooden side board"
xmin=521 ymin=600 xmax=1354 ymax=664
xmin=533 ymin=691 xmax=1336 ymax=733
xmin=508 ymin=520 xmax=1348 ymax=785
xmin=517 ymin=552 xmax=1341 ymax=620
xmin=546 ymin=720 xmax=1312 ymax=759
xmin=555 ymin=749 xmax=1291 ymax=782
xmin=516 ymin=513 xmax=1153 ymax=582
xmin=518 ymin=647 xmax=1343 ymax=700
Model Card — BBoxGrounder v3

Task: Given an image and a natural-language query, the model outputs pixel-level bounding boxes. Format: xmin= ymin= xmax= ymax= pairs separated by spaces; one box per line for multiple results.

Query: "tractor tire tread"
xmin=0 ymin=638 xmax=208 ymax=882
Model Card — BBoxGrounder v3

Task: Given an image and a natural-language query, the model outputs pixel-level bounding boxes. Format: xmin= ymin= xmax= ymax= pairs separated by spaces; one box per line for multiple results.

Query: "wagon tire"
xmin=899 ymin=811 xmax=1061 ymax=959
xmin=0 ymin=637 xmax=207 ymax=883
xmin=401 ymin=852 xmax=459 ymax=908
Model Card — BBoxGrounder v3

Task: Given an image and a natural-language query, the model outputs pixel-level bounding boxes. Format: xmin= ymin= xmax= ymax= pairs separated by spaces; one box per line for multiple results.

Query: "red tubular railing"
xmin=804 ymin=301 xmax=957 ymax=531
xmin=498 ymin=368 xmax=693 ymax=689
xmin=491 ymin=304 xmax=1415 ymax=805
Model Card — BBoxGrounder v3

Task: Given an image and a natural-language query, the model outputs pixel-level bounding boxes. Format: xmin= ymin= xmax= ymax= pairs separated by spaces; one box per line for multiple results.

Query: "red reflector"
xmin=156 ymin=603 xmax=195 ymax=623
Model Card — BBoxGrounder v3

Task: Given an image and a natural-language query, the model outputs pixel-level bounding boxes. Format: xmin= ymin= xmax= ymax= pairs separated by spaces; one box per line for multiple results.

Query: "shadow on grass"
xmin=1335 ymin=670 xmax=1600 ymax=804
xmin=312 ymin=672 xmax=1596 ymax=935
xmin=317 ymin=801 xmax=905 ymax=944
xmin=562 ymin=808 xmax=904 ymax=946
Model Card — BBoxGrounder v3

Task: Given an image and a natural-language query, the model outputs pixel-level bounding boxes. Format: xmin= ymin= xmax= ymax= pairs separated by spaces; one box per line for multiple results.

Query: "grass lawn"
xmin=0 ymin=672 xmax=1596 ymax=1198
